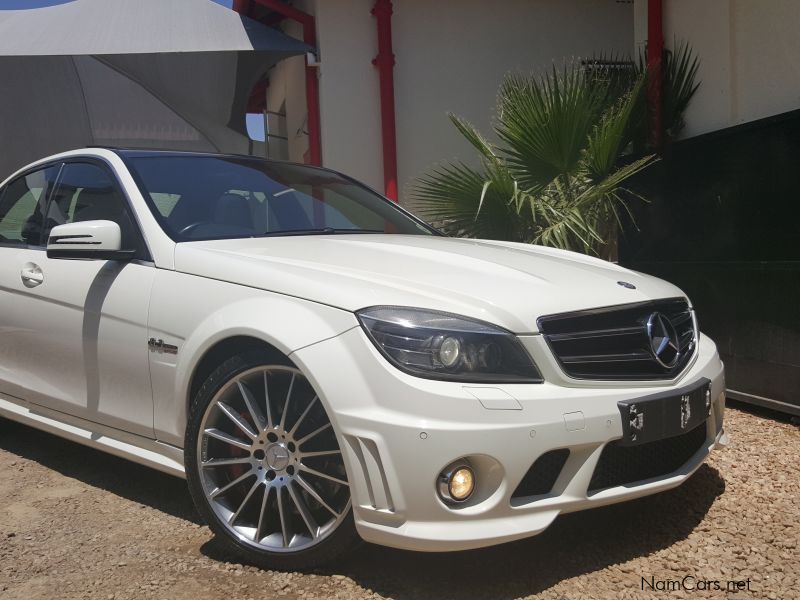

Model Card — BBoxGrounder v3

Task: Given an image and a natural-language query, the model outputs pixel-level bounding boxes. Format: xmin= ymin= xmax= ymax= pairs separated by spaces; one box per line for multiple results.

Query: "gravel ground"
xmin=0 ymin=402 xmax=797 ymax=600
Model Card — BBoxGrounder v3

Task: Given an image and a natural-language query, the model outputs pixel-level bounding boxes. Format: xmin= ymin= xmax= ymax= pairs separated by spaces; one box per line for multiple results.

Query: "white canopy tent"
xmin=0 ymin=0 xmax=310 ymax=178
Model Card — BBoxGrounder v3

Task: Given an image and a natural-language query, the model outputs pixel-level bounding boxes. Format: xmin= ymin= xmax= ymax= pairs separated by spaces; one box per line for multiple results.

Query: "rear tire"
xmin=185 ymin=349 xmax=359 ymax=570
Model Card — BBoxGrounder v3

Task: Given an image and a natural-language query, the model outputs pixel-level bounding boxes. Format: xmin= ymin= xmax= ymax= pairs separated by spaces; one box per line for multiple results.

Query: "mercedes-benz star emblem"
xmin=265 ymin=444 xmax=290 ymax=470
xmin=646 ymin=312 xmax=680 ymax=368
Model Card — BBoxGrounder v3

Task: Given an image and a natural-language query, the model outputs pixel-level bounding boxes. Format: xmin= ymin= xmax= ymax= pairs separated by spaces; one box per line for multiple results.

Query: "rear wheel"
xmin=185 ymin=350 xmax=358 ymax=570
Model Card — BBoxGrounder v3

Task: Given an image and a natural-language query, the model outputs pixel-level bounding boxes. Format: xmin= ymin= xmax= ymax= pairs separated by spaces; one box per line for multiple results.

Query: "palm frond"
xmin=495 ymin=65 xmax=607 ymax=188
xmin=411 ymin=162 xmax=524 ymax=240
xmin=529 ymin=179 xmax=603 ymax=252
xmin=575 ymin=154 xmax=657 ymax=209
xmin=447 ymin=113 xmax=500 ymax=165
xmin=663 ymin=39 xmax=700 ymax=137
xmin=584 ymin=75 xmax=647 ymax=181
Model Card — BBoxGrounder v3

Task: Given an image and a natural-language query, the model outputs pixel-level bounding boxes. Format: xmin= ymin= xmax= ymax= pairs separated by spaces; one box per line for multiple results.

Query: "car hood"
xmin=174 ymin=235 xmax=687 ymax=333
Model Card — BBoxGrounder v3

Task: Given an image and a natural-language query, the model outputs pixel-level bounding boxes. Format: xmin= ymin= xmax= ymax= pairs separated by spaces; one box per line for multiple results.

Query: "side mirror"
xmin=47 ymin=220 xmax=135 ymax=261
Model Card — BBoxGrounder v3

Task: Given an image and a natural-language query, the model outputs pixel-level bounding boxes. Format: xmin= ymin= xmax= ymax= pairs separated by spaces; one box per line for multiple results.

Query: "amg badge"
xmin=147 ymin=338 xmax=178 ymax=355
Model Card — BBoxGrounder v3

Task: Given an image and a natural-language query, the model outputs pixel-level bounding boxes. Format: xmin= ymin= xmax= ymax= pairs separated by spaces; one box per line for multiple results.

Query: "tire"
xmin=185 ymin=349 xmax=360 ymax=570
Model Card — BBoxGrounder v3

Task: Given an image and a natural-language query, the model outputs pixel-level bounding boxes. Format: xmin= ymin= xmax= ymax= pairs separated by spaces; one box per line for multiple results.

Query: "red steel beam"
xmin=236 ymin=0 xmax=323 ymax=166
xmin=246 ymin=78 xmax=269 ymax=113
xmin=371 ymin=0 xmax=398 ymax=201
xmin=647 ymin=0 xmax=664 ymax=151
xmin=232 ymin=0 xmax=253 ymax=17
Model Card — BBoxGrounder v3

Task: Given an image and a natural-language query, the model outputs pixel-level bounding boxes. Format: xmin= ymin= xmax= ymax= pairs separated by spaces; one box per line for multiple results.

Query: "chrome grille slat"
xmin=538 ymin=298 xmax=697 ymax=381
xmin=672 ymin=311 xmax=693 ymax=326
xmin=547 ymin=326 xmax=643 ymax=342
xmin=560 ymin=352 xmax=653 ymax=364
xmin=678 ymin=329 xmax=695 ymax=349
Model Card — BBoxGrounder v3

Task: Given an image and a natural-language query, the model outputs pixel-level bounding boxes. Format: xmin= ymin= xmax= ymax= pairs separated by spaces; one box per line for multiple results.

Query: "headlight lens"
xmin=356 ymin=306 xmax=543 ymax=383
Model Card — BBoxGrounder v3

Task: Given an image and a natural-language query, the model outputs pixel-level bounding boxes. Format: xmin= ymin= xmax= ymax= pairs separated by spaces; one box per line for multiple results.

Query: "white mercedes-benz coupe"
xmin=0 ymin=148 xmax=727 ymax=569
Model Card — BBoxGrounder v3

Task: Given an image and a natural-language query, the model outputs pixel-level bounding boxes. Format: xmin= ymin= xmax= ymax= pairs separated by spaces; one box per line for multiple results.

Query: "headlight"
xmin=356 ymin=306 xmax=543 ymax=383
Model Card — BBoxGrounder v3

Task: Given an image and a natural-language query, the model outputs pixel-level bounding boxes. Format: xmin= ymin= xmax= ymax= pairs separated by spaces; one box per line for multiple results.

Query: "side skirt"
xmin=0 ymin=393 xmax=186 ymax=478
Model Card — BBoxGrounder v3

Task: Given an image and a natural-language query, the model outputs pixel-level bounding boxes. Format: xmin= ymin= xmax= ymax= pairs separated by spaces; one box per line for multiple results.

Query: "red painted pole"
xmin=241 ymin=0 xmax=323 ymax=166
xmin=232 ymin=0 xmax=252 ymax=17
xmin=647 ymin=0 xmax=664 ymax=152
xmin=371 ymin=0 xmax=398 ymax=201
xmin=300 ymin=18 xmax=322 ymax=167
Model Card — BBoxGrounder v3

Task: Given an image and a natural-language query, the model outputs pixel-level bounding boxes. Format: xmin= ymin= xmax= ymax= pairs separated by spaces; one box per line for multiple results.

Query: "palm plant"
xmin=412 ymin=64 xmax=652 ymax=257
xmin=412 ymin=44 xmax=699 ymax=257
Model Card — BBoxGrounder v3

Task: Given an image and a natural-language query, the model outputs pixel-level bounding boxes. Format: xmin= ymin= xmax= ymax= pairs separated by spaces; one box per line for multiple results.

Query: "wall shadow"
xmin=727 ymin=398 xmax=799 ymax=426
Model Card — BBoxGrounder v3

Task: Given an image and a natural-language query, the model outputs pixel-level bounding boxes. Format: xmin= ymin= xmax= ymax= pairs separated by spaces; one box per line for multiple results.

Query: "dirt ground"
xmin=0 ymin=402 xmax=797 ymax=600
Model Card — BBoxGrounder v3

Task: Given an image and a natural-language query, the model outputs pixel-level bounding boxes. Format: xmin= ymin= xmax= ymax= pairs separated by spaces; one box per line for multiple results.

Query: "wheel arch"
xmin=186 ymin=335 xmax=290 ymax=414
xmin=152 ymin=291 xmax=358 ymax=448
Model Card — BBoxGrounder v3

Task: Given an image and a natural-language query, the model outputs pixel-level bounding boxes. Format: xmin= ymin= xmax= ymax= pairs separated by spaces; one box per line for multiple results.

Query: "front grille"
xmin=538 ymin=298 xmax=696 ymax=380
xmin=588 ymin=421 xmax=708 ymax=493
xmin=512 ymin=449 xmax=570 ymax=499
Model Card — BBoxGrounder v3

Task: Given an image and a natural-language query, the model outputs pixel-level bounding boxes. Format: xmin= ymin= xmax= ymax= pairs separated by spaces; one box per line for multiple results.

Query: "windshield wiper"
xmin=260 ymin=228 xmax=384 ymax=237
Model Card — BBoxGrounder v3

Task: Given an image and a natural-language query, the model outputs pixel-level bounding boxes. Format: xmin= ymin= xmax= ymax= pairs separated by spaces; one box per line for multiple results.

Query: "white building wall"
xmin=314 ymin=0 xmax=384 ymax=192
xmin=312 ymin=0 xmax=633 ymax=204
xmin=729 ymin=1 xmax=800 ymax=127
xmin=635 ymin=0 xmax=800 ymax=140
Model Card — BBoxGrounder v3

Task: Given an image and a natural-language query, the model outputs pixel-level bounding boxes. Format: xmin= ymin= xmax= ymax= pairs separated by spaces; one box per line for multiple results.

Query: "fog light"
xmin=438 ymin=461 xmax=475 ymax=504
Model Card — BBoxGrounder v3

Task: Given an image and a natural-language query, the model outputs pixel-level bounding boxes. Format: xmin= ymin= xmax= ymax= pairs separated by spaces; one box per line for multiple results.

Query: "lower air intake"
xmin=512 ymin=448 xmax=570 ymax=500
xmin=588 ymin=422 xmax=708 ymax=493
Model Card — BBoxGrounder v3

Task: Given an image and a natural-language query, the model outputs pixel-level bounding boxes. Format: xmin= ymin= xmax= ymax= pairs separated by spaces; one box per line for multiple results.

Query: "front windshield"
xmin=125 ymin=155 xmax=437 ymax=242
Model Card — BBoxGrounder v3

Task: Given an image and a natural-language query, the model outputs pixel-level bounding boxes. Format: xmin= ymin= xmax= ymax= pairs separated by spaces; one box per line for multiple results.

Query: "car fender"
xmin=148 ymin=270 xmax=358 ymax=445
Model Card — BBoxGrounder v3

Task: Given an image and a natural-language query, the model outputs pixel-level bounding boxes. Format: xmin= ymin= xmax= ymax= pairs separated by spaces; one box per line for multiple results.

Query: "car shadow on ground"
xmin=2 ymin=419 xmax=725 ymax=599
xmin=334 ymin=464 xmax=725 ymax=599
xmin=199 ymin=459 xmax=726 ymax=599
xmin=0 ymin=419 xmax=199 ymax=524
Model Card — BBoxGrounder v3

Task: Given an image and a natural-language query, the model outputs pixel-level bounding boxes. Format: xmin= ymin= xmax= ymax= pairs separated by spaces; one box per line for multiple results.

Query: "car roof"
xmin=91 ymin=147 xmax=286 ymax=163
xmin=88 ymin=147 xmax=342 ymax=176
xmin=1 ymin=147 xmax=334 ymax=187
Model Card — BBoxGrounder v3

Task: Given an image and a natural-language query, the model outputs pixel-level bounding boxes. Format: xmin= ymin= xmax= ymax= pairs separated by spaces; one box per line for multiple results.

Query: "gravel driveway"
xmin=1 ymin=403 xmax=797 ymax=600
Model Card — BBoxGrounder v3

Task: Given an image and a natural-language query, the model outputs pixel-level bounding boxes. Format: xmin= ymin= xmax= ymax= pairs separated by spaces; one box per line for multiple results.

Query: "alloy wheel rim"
xmin=197 ymin=365 xmax=350 ymax=553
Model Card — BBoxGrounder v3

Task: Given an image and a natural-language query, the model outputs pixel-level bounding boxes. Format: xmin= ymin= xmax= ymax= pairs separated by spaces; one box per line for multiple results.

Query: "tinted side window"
xmin=44 ymin=162 xmax=146 ymax=258
xmin=0 ymin=166 xmax=59 ymax=247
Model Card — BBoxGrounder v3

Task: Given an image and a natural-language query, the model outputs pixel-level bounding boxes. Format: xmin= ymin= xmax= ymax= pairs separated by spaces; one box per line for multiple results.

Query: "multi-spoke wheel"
xmin=185 ymin=350 xmax=358 ymax=569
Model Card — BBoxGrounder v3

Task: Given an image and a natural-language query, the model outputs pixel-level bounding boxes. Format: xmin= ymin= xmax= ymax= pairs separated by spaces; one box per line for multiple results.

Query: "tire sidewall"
xmin=184 ymin=349 xmax=359 ymax=571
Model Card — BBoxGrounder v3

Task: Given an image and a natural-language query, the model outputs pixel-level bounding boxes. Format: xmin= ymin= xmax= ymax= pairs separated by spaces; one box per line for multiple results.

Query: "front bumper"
xmin=291 ymin=327 xmax=726 ymax=552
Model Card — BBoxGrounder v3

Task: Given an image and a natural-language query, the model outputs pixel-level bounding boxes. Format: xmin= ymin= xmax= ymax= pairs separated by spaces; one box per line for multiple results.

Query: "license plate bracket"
xmin=617 ymin=378 xmax=711 ymax=446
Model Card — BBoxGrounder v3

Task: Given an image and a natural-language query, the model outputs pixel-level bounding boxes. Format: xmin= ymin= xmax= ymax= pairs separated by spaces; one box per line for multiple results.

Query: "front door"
xmin=0 ymin=163 xmax=61 ymax=405
xmin=0 ymin=160 xmax=155 ymax=438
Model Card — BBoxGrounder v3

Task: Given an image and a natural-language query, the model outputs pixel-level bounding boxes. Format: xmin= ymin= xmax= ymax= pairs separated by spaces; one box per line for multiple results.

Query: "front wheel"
xmin=185 ymin=350 xmax=358 ymax=570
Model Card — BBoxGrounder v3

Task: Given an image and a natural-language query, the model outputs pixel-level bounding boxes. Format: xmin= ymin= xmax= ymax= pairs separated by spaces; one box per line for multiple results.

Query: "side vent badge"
xmin=148 ymin=338 xmax=178 ymax=355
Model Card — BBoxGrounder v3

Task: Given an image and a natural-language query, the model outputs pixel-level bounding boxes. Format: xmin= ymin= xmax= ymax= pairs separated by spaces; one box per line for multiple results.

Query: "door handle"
xmin=21 ymin=263 xmax=44 ymax=288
